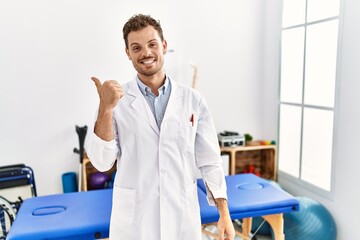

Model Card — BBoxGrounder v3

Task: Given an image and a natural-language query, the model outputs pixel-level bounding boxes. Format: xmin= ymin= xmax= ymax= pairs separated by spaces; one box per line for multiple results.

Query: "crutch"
xmin=73 ymin=125 xmax=87 ymax=191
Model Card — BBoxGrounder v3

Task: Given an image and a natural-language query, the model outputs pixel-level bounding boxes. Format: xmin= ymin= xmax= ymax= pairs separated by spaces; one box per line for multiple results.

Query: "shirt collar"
xmin=136 ymin=76 xmax=170 ymax=96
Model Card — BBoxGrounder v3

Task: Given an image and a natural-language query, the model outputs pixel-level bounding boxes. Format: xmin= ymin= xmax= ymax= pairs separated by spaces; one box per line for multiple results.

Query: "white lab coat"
xmin=87 ymin=78 xmax=227 ymax=240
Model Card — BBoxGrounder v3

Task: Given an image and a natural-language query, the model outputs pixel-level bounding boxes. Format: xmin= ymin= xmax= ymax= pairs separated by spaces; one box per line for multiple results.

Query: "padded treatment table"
xmin=8 ymin=174 xmax=299 ymax=240
xmin=198 ymin=174 xmax=300 ymax=240
xmin=7 ymin=189 xmax=112 ymax=240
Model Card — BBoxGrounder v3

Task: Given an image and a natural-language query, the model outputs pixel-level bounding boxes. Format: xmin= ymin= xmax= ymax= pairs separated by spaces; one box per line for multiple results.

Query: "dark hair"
xmin=123 ymin=14 xmax=164 ymax=48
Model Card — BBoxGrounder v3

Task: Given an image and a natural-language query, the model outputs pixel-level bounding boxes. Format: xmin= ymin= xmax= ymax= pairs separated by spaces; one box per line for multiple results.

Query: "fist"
xmin=91 ymin=77 xmax=124 ymax=110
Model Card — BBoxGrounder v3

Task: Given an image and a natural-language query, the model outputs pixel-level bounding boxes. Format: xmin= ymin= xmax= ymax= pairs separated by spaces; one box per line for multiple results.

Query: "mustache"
xmin=140 ymin=56 xmax=155 ymax=61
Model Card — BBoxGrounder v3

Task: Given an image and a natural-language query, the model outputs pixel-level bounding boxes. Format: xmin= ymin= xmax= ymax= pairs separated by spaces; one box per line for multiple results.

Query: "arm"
xmin=195 ymin=96 xmax=235 ymax=239
xmin=91 ymin=77 xmax=123 ymax=141
xmin=87 ymin=77 xmax=123 ymax=172
xmin=205 ymin=182 xmax=235 ymax=240
xmin=94 ymin=103 xmax=115 ymax=141
xmin=215 ymin=198 xmax=235 ymax=240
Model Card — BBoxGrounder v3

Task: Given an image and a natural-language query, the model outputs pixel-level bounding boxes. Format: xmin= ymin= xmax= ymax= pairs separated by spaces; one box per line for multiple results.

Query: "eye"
xmin=132 ymin=46 xmax=141 ymax=52
xmin=149 ymin=42 xmax=158 ymax=48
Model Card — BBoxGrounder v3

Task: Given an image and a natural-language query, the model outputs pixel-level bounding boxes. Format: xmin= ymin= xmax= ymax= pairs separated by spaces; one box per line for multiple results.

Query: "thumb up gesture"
xmin=91 ymin=77 xmax=124 ymax=110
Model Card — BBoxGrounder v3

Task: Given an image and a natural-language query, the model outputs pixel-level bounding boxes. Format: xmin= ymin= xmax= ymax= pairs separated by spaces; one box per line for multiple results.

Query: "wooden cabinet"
xmin=220 ymin=145 xmax=277 ymax=180
xmin=82 ymin=155 xmax=116 ymax=191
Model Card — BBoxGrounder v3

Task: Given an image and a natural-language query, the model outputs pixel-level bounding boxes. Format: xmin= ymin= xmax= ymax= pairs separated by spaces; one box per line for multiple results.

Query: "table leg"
xmin=262 ymin=214 xmax=285 ymax=240
xmin=230 ymin=151 xmax=236 ymax=175
xmin=241 ymin=217 xmax=252 ymax=240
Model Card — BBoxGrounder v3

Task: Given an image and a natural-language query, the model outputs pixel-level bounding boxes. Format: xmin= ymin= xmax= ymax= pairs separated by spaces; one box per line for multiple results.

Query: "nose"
xmin=142 ymin=46 xmax=151 ymax=57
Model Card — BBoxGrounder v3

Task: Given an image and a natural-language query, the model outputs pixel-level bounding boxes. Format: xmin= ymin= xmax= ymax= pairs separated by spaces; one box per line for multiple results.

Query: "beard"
xmin=132 ymin=58 xmax=164 ymax=77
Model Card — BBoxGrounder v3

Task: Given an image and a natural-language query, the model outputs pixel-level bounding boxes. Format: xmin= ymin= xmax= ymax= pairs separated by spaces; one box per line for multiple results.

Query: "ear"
xmin=162 ymin=40 xmax=168 ymax=54
xmin=125 ymin=47 xmax=131 ymax=60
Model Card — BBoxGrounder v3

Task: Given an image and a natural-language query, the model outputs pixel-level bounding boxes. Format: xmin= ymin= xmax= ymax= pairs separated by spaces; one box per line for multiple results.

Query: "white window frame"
xmin=278 ymin=0 xmax=344 ymax=198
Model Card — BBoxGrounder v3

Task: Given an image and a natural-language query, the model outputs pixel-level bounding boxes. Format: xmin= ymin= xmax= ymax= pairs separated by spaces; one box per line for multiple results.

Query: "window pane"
xmin=279 ymin=104 xmax=302 ymax=177
xmin=307 ymin=0 xmax=340 ymax=22
xmin=301 ymin=108 xmax=333 ymax=191
xmin=282 ymin=0 xmax=306 ymax=28
xmin=304 ymin=20 xmax=338 ymax=107
xmin=280 ymin=27 xmax=305 ymax=104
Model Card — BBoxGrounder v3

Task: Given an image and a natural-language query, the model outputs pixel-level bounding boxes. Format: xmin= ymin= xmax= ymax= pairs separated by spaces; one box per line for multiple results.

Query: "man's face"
xmin=126 ymin=25 xmax=167 ymax=79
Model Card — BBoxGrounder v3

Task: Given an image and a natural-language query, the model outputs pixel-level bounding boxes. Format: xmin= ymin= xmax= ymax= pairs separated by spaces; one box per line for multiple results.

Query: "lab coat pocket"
xmin=111 ymin=186 xmax=136 ymax=225
xmin=179 ymin=122 xmax=196 ymax=153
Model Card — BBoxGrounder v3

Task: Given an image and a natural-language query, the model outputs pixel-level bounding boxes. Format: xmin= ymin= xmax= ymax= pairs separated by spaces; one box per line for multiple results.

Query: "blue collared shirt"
xmin=136 ymin=76 xmax=171 ymax=129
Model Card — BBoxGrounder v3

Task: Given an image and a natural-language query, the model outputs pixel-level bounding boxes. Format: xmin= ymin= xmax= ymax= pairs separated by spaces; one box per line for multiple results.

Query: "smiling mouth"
xmin=140 ymin=58 xmax=156 ymax=65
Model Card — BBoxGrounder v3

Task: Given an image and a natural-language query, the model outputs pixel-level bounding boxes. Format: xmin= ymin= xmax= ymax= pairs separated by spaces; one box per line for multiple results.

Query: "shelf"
xmin=221 ymin=145 xmax=277 ymax=180
xmin=82 ymin=155 xmax=116 ymax=191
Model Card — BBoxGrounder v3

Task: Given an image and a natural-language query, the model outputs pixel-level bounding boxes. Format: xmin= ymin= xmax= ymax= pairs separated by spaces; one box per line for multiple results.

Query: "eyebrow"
xmin=130 ymin=39 xmax=158 ymax=47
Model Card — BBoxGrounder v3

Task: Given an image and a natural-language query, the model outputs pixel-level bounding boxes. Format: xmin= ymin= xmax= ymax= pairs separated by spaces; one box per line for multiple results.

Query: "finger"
xmin=108 ymin=80 xmax=123 ymax=90
xmin=218 ymin=231 xmax=225 ymax=240
xmin=109 ymin=82 xmax=123 ymax=93
xmin=91 ymin=77 xmax=102 ymax=91
xmin=111 ymin=83 xmax=122 ymax=90
xmin=225 ymin=234 xmax=233 ymax=240
xmin=226 ymin=231 xmax=235 ymax=240
xmin=107 ymin=80 xmax=120 ymax=84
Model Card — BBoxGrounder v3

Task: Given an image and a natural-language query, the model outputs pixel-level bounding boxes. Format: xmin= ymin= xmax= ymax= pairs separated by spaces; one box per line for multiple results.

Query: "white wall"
xmin=262 ymin=2 xmax=282 ymax=140
xmin=1 ymin=0 xmax=358 ymax=239
xmin=168 ymin=0 xmax=265 ymax=137
xmin=0 ymin=0 xmax=265 ymax=196
xmin=263 ymin=0 xmax=360 ymax=239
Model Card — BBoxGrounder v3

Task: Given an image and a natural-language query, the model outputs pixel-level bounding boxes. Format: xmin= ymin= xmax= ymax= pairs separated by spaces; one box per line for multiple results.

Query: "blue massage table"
xmin=7 ymin=189 xmax=112 ymax=240
xmin=198 ymin=174 xmax=299 ymax=239
xmin=7 ymin=174 xmax=299 ymax=240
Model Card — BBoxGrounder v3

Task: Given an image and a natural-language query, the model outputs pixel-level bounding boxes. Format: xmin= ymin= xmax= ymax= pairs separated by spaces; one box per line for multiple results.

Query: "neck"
xmin=138 ymin=71 xmax=166 ymax=96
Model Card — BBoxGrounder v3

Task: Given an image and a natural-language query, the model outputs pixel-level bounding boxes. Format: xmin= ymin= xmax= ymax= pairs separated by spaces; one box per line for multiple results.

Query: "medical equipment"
xmin=218 ymin=131 xmax=245 ymax=147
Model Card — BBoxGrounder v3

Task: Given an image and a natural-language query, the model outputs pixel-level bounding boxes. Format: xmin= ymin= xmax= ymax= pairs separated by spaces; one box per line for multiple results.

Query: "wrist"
xmin=94 ymin=103 xmax=115 ymax=141
xmin=98 ymin=103 xmax=113 ymax=115
xmin=215 ymin=198 xmax=231 ymax=217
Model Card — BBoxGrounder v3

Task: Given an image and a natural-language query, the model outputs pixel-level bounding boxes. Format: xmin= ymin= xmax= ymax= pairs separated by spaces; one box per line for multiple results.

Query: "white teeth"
xmin=141 ymin=59 xmax=155 ymax=64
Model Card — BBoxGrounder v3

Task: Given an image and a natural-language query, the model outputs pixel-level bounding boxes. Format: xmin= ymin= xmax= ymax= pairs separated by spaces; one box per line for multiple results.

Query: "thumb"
xmin=91 ymin=77 xmax=102 ymax=92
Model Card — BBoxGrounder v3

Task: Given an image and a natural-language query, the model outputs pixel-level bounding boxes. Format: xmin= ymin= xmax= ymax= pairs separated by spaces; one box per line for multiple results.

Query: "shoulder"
xmin=170 ymin=78 xmax=202 ymax=100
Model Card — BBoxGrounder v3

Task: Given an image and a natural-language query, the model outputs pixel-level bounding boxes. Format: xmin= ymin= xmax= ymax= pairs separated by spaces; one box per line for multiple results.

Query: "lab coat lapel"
xmin=163 ymin=79 xmax=183 ymax=122
xmin=127 ymin=80 xmax=160 ymax=135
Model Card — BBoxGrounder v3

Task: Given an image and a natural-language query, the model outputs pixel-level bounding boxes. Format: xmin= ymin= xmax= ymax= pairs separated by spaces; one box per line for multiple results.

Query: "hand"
xmin=217 ymin=215 xmax=235 ymax=240
xmin=91 ymin=77 xmax=124 ymax=110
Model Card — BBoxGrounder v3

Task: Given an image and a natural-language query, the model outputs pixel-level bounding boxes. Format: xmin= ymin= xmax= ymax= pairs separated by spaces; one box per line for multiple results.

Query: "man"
xmin=87 ymin=14 xmax=235 ymax=240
